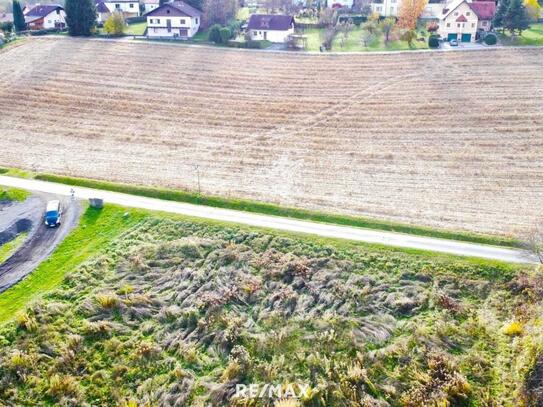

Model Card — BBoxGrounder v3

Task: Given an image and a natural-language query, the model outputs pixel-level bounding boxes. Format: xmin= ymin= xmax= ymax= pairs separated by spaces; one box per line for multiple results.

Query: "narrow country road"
xmin=0 ymin=175 xmax=538 ymax=264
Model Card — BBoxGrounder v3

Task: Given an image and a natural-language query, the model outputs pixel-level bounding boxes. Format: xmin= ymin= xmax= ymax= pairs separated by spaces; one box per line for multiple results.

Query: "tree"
xmin=398 ymin=0 xmax=428 ymax=30
xmin=12 ymin=0 xmax=26 ymax=32
xmin=426 ymin=21 xmax=438 ymax=33
xmin=65 ymin=0 xmax=96 ymax=36
xmin=504 ymin=0 xmax=530 ymax=34
xmin=380 ymin=17 xmax=395 ymax=43
xmin=525 ymin=0 xmax=541 ymax=21
xmin=401 ymin=29 xmax=416 ymax=47
xmin=185 ymin=0 xmax=203 ymax=11
xmin=0 ymin=21 xmax=14 ymax=34
xmin=523 ymin=221 xmax=543 ymax=263
xmin=208 ymin=23 xmax=221 ymax=43
xmin=203 ymin=0 xmax=238 ymax=26
xmin=360 ymin=29 xmax=374 ymax=47
xmin=361 ymin=19 xmax=377 ymax=34
xmin=493 ymin=0 xmax=509 ymax=32
xmin=219 ymin=26 xmax=231 ymax=43
xmin=104 ymin=12 xmax=125 ymax=36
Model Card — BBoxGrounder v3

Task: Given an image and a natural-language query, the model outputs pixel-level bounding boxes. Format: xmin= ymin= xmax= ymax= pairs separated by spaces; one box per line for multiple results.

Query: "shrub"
xmin=484 ymin=32 xmax=497 ymax=45
xmin=208 ymin=24 xmax=222 ymax=43
xmin=95 ymin=293 xmax=120 ymax=309
xmin=48 ymin=374 xmax=81 ymax=400
xmin=104 ymin=12 xmax=125 ymax=36
xmin=219 ymin=27 xmax=231 ymax=44
xmin=503 ymin=321 xmax=523 ymax=336
xmin=428 ymin=35 xmax=440 ymax=48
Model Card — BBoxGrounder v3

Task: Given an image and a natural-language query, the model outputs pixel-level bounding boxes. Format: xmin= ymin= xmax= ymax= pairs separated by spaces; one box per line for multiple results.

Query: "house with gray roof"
xmin=146 ymin=1 xmax=201 ymax=39
xmin=247 ymin=14 xmax=295 ymax=43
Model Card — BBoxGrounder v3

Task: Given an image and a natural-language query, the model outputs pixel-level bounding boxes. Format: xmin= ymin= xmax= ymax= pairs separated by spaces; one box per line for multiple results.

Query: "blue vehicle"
xmin=44 ymin=200 xmax=62 ymax=227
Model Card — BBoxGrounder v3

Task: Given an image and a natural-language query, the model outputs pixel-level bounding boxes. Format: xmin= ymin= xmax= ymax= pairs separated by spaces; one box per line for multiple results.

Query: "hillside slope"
xmin=0 ymin=216 xmax=541 ymax=405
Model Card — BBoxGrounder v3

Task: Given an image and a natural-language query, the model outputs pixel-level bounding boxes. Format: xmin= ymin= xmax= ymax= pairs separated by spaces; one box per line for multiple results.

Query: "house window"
xmin=130 ymin=3 xmax=134 ymax=7
xmin=482 ymin=20 xmax=487 ymax=25
xmin=167 ymin=9 xmax=170 ymax=13
xmin=454 ymin=11 xmax=458 ymax=16
xmin=153 ymin=27 xmax=157 ymax=32
xmin=376 ymin=6 xmax=382 ymax=11
xmin=472 ymin=22 xmax=475 ymax=27
xmin=156 ymin=18 xmax=160 ymax=23
xmin=115 ymin=3 xmax=120 ymax=9
xmin=195 ymin=18 xmax=198 ymax=24
xmin=390 ymin=6 xmax=393 ymax=13
xmin=48 ymin=20 xmax=51 ymax=23
xmin=391 ymin=0 xmax=396 ymax=3
xmin=446 ymin=22 xmax=450 ymax=27
xmin=466 ymin=11 xmax=470 ymax=16
xmin=56 ymin=9 xmax=59 ymax=14
xmin=180 ymin=18 xmax=186 ymax=24
xmin=457 ymin=23 xmax=460 ymax=27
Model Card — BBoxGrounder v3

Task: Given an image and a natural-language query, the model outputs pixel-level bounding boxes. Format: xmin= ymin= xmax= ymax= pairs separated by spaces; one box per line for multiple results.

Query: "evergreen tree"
xmin=505 ymin=0 xmax=530 ymax=34
xmin=12 ymin=0 xmax=26 ymax=32
xmin=65 ymin=0 xmax=96 ymax=36
xmin=493 ymin=0 xmax=509 ymax=32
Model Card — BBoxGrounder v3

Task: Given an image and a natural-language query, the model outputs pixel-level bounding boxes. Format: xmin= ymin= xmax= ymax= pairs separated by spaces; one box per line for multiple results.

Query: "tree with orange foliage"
xmin=398 ymin=0 xmax=429 ymax=29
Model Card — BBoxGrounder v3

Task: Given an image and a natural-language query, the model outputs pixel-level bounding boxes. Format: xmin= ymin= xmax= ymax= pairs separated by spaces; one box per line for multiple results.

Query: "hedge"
xmin=484 ymin=33 xmax=497 ymax=45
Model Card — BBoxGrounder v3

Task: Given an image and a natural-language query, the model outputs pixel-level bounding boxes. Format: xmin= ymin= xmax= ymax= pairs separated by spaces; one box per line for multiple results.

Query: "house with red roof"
xmin=438 ymin=0 xmax=496 ymax=43
xmin=24 ymin=4 xmax=65 ymax=30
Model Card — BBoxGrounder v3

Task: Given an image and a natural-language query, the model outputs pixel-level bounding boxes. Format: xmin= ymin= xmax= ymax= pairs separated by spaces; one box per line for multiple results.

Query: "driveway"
xmin=0 ymin=192 xmax=81 ymax=293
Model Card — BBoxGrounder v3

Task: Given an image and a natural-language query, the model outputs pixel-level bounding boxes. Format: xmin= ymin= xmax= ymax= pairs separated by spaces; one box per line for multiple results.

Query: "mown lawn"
xmin=498 ymin=22 xmax=543 ymax=45
xmin=332 ymin=26 xmax=429 ymax=52
xmin=0 ymin=205 xmax=147 ymax=323
xmin=124 ymin=21 xmax=147 ymax=35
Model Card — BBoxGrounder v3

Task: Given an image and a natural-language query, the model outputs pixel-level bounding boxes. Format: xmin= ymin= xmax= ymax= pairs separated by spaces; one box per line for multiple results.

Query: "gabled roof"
xmin=470 ymin=1 xmax=496 ymax=19
xmin=145 ymin=1 xmax=201 ymax=18
xmin=456 ymin=14 xmax=467 ymax=21
xmin=95 ymin=1 xmax=110 ymax=13
xmin=247 ymin=14 xmax=295 ymax=31
xmin=25 ymin=4 xmax=63 ymax=22
xmin=441 ymin=0 xmax=467 ymax=18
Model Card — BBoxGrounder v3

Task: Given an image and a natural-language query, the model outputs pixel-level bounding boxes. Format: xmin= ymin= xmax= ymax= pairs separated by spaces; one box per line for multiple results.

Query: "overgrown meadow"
xmin=0 ymin=217 xmax=542 ymax=406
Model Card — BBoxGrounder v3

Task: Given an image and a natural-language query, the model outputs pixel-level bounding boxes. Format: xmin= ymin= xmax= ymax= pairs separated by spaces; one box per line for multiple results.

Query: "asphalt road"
xmin=0 ymin=175 xmax=538 ymax=264
xmin=0 ymin=191 xmax=80 ymax=293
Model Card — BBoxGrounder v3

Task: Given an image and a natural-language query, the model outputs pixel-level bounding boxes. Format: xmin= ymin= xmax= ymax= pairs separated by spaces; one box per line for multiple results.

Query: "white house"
xmin=370 ymin=0 xmax=401 ymax=17
xmin=95 ymin=0 xmax=140 ymax=18
xmin=143 ymin=0 xmax=160 ymax=14
xmin=438 ymin=0 xmax=495 ymax=42
xmin=146 ymin=1 xmax=201 ymax=39
xmin=25 ymin=4 xmax=66 ymax=30
xmin=95 ymin=1 xmax=111 ymax=24
xmin=247 ymin=14 xmax=295 ymax=43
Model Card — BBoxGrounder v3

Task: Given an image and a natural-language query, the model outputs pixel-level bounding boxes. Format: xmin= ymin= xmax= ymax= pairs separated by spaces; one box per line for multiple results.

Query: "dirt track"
xmin=0 ymin=193 xmax=80 ymax=293
xmin=0 ymin=38 xmax=542 ymax=235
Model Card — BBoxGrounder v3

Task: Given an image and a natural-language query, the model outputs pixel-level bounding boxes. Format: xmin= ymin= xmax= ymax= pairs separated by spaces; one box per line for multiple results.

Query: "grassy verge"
xmin=498 ymin=23 xmax=543 ymax=45
xmin=0 ymin=187 xmax=29 ymax=202
xmin=0 ymin=233 xmax=28 ymax=264
xmin=30 ymin=172 xmax=521 ymax=248
xmin=0 ymin=205 xmax=147 ymax=324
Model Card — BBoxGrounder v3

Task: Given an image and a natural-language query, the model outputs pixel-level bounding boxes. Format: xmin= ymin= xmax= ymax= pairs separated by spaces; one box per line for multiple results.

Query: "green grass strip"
xmin=34 ymin=172 xmax=521 ymax=248
xmin=0 ymin=205 xmax=147 ymax=324
xmin=0 ymin=187 xmax=30 ymax=202
xmin=0 ymin=233 xmax=28 ymax=264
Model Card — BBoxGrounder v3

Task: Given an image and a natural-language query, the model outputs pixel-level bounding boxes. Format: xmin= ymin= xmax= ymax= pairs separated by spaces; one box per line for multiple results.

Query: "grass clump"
xmin=0 ymin=215 xmax=539 ymax=405
xmin=0 ymin=188 xmax=29 ymax=202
